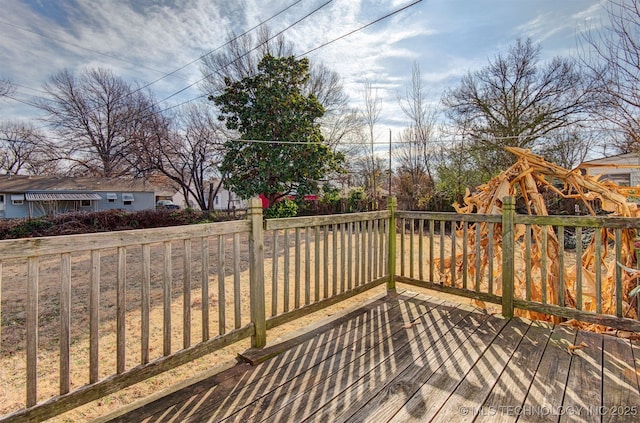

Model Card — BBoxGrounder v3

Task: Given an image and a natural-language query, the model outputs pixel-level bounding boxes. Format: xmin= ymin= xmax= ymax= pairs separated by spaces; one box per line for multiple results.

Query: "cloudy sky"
xmin=0 ymin=0 xmax=608 ymax=137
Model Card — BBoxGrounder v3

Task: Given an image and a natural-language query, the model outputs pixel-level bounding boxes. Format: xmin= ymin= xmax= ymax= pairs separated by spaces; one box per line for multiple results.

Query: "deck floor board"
xmin=561 ymin=330 xmax=604 ymax=423
xmin=476 ymin=320 xmax=552 ymax=423
xmin=101 ymin=291 xmax=640 ymax=423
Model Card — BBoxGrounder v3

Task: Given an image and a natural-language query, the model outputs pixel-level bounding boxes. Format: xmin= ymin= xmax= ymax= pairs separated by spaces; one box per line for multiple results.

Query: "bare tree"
xmin=0 ymin=78 xmax=15 ymax=98
xmin=539 ymin=127 xmax=599 ymax=168
xmin=38 ymin=68 xmax=165 ymax=177
xmin=349 ymin=153 xmax=387 ymax=199
xmin=395 ymin=63 xmax=439 ymax=208
xmin=200 ymin=26 xmax=291 ymax=95
xmin=0 ymin=121 xmax=59 ymax=175
xmin=125 ymin=95 xmax=172 ymax=178
xmin=581 ymin=0 xmax=640 ymax=152
xmin=147 ymin=104 xmax=226 ymax=210
xmin=360 ymin=80 xmax=383 ymax=204
xmin=442 ymin=38 xmax=592 ymax=178
xmin=394 ymin=128 xmax=434 ymax=209
xmin=323 ymin=108 xmax=363 ymax=153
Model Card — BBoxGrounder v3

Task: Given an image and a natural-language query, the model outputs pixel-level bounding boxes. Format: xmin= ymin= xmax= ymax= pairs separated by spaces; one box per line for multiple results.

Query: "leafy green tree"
xmin=212 ymin=54 xmax=343 ymax=206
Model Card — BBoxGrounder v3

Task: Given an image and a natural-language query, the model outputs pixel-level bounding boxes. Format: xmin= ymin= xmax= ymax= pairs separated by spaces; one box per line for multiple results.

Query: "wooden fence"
xmin=2 ymin=195 xmax=640 ymax=421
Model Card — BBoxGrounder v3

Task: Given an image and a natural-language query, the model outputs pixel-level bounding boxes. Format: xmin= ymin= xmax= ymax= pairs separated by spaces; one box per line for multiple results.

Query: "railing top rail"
xmin=395 ymin=211 xmax=502 ymax=223
xmin=514 ymin=214 xmax=640 ymax=228
xmin=397 ymin=210 xmax=640 ymax=229
xmin=0 ymin=219 xmax=251 ymax=260
xmin=265 ymin=210 xmax=390 ymax=231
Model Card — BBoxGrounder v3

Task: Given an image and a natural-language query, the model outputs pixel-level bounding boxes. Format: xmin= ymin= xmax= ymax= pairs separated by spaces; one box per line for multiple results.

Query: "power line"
xmin=131 ymin=0 xmax=306 ymax=96
xmin=4 ymin=0 xmax=423 ymax=130
xmin=159 ymin=0 xmax=423 ymax=112
xmin=298 ymin=0 xmax=423 ymax=57
xmin=1 ymin=1 xmax=306 ymax=112
xmin=3 ymin=93 xmax=40 ymax=109
xmin=67 ymin=0 xmax=336 ymax=128
xmin=52 ymin=0 xmax=333 ymax=128
xmin=13 ymin=83 xmax=48 ymax=95
xmin=156 ymin=0 xmax=335 ymax=106
xmin=149 ymin=0 xmax=424 ymax=120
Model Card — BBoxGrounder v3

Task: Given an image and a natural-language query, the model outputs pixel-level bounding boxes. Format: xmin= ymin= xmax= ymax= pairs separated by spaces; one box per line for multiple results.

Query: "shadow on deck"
xmin=98 ymin=291 xmax=640 ymax=423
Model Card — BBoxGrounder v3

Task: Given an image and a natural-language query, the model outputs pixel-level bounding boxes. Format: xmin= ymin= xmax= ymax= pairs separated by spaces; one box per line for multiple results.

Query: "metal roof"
xmin=25 ymin=192 xmax=102 ymax=201
xmin=0 ymin=175 xmax=166 ymax=193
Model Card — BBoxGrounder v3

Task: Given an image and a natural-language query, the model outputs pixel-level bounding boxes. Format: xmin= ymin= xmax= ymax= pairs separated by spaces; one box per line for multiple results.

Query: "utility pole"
xmin=388 ymin=129 xmax=392 ymax=196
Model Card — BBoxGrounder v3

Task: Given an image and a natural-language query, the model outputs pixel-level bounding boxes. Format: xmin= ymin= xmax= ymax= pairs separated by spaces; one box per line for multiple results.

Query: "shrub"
xmin=0 ymin=209 xmax=242 ymax=240
xmin=348 ymin=187 xmax=367 ymax=212
xmin=264 ymin=199 xmax=298 ymax=218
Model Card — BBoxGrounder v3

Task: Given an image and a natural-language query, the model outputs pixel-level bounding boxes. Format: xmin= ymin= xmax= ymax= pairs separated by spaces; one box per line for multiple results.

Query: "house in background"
xmin=0 ymin=175 xmax=162 ymax=219
xmin=210 ymin=179 xmax=247 ymax=210
xmin=577 ymin=152 xmax=640 ymax=186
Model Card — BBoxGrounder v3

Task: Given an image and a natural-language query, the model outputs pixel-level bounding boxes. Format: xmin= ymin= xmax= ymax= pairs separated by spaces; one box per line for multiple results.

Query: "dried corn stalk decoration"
xmin=450 ymin=147 xmax=639 ymax=330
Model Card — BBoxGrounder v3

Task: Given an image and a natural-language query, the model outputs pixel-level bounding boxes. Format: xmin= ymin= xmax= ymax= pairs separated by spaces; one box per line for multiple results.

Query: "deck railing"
xmin=0 ymin=199 xmax=388 ymax=422
xmin=264 ymin=211 xmax=390 ymax=330
xmin=3 ymin=195 xmax=640 ymax=421
xmin=396 ymin=197 xmax=640 ymax=332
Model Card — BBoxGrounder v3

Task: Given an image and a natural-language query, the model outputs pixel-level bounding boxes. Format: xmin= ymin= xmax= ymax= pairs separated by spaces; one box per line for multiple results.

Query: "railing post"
xmin=387 ymin=196 xmax=397 ymax=291
xmin=248 ymin=197 xmax=266 ymax=348
xmin=501 ymin=196 xmax=515 ymax=319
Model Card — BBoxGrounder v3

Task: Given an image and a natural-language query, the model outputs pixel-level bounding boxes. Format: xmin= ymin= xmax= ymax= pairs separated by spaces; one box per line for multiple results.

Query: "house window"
xmin=106 ymin=193 xmax=117 ymax=203
xmin=80 ymin=199 xmax=91 ymax=207
xmin=603 ymin=173 xmax=631 ymax=186
xmin=11 ymin=194 xmax=24 ymax=205
xmin=0 ymin=194 xmax=4 ymax=203
xmin=215 ymin=195 xmax=219 ymax=205
xmin=122 ymin=193 xmax=134 ymax=206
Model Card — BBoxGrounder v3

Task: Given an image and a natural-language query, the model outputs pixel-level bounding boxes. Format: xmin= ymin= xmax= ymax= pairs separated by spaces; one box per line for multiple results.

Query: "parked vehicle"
xmin=156 ymin=199 xmax=180 ymax=210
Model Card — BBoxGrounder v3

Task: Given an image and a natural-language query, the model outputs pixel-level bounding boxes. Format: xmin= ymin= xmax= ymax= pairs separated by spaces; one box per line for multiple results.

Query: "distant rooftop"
xmin=0 ymin=175 xmax=162 ymax=193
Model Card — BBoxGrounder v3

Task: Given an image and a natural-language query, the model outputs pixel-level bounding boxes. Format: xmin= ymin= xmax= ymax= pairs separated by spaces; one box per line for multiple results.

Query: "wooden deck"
xmin=99 ymin=291 xmax=640 ymax=423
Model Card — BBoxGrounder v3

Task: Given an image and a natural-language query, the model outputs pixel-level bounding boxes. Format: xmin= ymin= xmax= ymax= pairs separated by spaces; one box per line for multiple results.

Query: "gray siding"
xmin=94 ymin=191 xmax=156 ymax=212
xmin=0 ymin=191 xmax=157 ymax=219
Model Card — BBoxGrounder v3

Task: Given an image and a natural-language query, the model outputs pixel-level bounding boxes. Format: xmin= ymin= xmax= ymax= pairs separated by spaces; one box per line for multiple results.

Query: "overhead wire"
xmin=298 ymin=0 xmax=423 ymax=57
xmin=155 ymin=0 xmax=335 ymax=106
xmin=0 ymin=0 xmax=306 ymax=106
xmin=5 ymin=0 xmax=532 ymax=158
xmin=3 ymin=0 xmax=420 ymax=121
xmin=0 ymin=127 xmax=623 ymax=149
xmin=5 ymin=0 xmax=335 ymax=129
xmin=130 ymin=0 xmax=306 ymax=96
xmin=128 ymin=0 xmax=424 ymax=123
xmin=25 ymin=0 xmax=336 ymax=135
xmin=1 ymin=0 xmax=311 ymax=129
xmin=157 ymin=0 xmax=423 ymax=112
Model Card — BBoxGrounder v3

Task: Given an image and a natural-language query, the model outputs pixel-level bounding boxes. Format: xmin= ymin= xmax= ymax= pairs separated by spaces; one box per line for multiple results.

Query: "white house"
xmin=577 ymin=152 xmax=640 ymax=186
xmin=211 ymin=180 xmax=246 ymax=210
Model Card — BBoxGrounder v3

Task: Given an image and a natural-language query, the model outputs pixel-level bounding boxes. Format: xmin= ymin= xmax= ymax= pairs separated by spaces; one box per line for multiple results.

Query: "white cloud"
xmin=0 ymin=0 xmax=608 ymax=129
